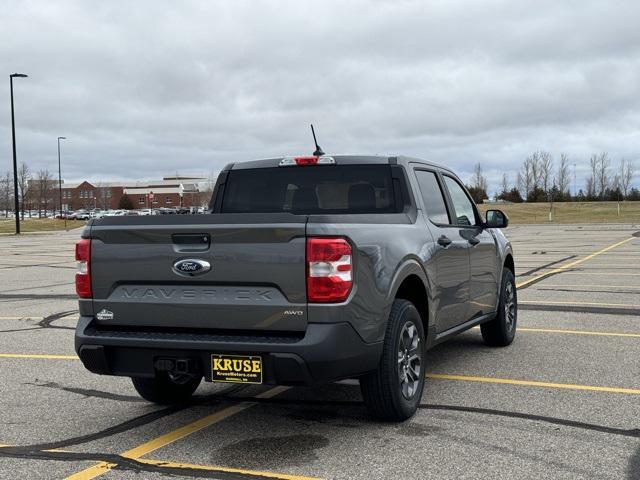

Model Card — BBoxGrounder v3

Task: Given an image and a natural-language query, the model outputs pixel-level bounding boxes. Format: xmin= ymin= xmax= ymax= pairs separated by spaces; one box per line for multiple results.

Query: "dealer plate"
xmin=210 ymin=354 xmax=263 ymax=384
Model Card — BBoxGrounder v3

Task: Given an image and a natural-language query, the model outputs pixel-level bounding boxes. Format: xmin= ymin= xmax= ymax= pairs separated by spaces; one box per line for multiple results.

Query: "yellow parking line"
xmin=574 ymin=261 xmax=640 ymax=265
xmin=516 ymin=237 xmax=635 ymax=288
xmin=62 ymin=462 xmax=115 ymax=480
xmin=427 ymin=374 xmax=640 ymax=395
xmin=517 ymin=327 xmax=640 ymax=338
xmin=0 ymin=353 xmax=78 ymax=360
xmin=471 ymin=326 xmax=640 ymax=338
xmin=535 ymin=284 xmax=640 ymax=290
xmin=558 ymin=272 xmax=640 ymax=276
xmin=121 ymin=404 xmax=254 ymax=460
xmin=0 ymin=443 xmax=318 ymax=480
xmin=570 ymin=254 xmax=640 ymax=258
xmin=138 ymin=458 xmax=321 ymax=480
xmin=520 ymin=300 xmax=640 ymax=308
xmin=64 ymin=386 xmax=291 ymax=480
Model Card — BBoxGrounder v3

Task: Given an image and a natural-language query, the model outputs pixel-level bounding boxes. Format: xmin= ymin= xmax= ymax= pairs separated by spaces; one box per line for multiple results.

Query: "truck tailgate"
xmin=89 ymin=214 xmax=307 ymax=332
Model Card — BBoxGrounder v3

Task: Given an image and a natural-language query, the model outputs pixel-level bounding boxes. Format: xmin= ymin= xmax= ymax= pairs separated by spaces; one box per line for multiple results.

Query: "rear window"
xmin=221 ymin=165 xmax=397 ymax=214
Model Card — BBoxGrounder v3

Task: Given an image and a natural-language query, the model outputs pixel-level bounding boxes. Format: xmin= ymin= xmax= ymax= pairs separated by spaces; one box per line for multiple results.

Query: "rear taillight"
xmin=75 ymin=238 xmax=92 ymax=298
xmin=306 ymin=237 xmax=352 ymax=303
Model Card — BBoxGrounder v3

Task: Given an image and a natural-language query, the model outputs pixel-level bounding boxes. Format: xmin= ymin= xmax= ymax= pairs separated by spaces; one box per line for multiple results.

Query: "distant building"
xmin=60 ymin=176 xmax=214 ymax=211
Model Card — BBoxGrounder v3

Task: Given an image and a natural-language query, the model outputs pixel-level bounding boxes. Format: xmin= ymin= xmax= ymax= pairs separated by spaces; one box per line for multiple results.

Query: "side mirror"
xmin=485 ymin=209 xmax=509 ymax=228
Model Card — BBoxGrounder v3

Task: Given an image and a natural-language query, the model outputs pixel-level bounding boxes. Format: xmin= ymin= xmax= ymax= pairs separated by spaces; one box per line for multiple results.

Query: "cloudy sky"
xmin=1 ymin=0 xmax=639 ymax=193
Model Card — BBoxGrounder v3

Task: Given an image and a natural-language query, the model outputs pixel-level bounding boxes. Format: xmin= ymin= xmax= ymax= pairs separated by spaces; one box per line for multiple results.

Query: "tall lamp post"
xmin=10 ymin=73 xmax=28 ymax=234
xmin=57 ymin=136 xmax=67 ymax=230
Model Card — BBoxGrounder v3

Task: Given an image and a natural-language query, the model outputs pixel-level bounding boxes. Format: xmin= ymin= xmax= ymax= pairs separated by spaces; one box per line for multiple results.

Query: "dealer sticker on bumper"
xmin=211 ymin=354 xmax=263 ymax=384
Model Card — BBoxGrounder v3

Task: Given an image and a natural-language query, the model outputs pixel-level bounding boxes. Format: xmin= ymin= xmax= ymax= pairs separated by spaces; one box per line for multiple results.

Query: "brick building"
xmin=61 ymin=181 xmax=124 ymax=211
xmin=60 ymin=176 xmax=213 ymax=211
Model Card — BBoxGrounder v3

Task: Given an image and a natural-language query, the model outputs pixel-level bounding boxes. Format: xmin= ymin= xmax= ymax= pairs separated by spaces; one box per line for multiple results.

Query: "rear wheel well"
xmin=394 ymin=275 xmax=429 ymax=335
xmin=503 ymin=254 xmax=515 ymax=275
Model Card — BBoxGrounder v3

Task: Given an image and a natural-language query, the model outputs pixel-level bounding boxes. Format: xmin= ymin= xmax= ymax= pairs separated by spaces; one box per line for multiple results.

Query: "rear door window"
xmin=415 ymin=170 xmax=450 ymax=224
xmin=221 ymin=165 xmax=397 ymax=214
xmin=443 ymin=175 xmax=478 ymax=226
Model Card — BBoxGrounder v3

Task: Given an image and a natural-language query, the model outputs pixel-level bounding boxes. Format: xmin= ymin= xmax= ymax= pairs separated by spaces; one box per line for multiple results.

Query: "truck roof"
xmin=225 ymin=154 xmax=456 ymax=176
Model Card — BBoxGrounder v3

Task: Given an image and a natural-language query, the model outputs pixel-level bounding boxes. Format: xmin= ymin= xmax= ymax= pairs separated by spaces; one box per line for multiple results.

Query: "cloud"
xmin=1 ymin=0 xmax=639 ymax=193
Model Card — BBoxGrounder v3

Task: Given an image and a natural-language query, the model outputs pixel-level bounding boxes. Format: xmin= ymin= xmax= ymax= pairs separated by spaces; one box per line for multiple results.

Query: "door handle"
xmin=437 ymin=235 xmax=452 ymax=247
xmin=468 ymin=237 xmax=480 ymax=246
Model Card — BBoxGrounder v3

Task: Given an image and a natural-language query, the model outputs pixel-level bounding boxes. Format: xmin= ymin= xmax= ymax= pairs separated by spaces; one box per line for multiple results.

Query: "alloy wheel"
xmin=504 ymin=281 xmax=516 ymax=331
xmin=397 ymin=321 xmax=422 ymax=400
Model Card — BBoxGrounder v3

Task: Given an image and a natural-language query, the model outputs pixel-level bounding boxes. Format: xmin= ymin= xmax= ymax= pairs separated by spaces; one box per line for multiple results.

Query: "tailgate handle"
xmin=172 ymin=234 xmax=210 ymax=252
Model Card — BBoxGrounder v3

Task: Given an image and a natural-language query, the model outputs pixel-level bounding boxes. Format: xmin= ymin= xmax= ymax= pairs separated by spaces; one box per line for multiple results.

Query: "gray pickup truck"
xmin=75 ymin=154 xmax=516 ymax=421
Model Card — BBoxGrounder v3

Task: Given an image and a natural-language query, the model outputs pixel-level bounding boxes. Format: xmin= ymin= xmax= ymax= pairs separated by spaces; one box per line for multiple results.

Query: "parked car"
xmin=74 ymin=154 xmax=516 ymax=421
xmin=54 ymin=210 xmax=73 ymax=219
xmin=152 ymin=208 xmax=175 ymax=215
xmin=101 ymin=210 xmax=127 ymax=217
xmin=69 ymin=210 xmax=90 ymax=220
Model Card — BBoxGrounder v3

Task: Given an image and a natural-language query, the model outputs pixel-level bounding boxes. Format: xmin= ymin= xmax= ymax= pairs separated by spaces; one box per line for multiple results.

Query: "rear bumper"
xmin=74 ymin=317 xmax=382 ymax=385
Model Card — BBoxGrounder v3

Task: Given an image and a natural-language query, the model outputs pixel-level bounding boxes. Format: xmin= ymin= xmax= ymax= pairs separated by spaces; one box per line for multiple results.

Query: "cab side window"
xmin=443 ymin=176 xmax=477 ymax=226
xmin=415 ymin=170 xmax=450 ymax=224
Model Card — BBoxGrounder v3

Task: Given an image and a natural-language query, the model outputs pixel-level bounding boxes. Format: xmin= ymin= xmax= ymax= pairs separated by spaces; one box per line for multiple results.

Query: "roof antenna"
xmin=310 ymin=124 xmax=325 ymax=156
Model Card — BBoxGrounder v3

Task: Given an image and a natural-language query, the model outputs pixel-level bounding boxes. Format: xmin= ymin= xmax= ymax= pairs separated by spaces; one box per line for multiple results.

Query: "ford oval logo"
xmin=172 ymin=259 xmax=211 ymax=277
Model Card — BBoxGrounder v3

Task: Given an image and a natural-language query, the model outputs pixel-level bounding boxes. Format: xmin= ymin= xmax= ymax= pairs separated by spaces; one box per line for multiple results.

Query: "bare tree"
xmin=518 ymin=150 xmax=549 ymax=200
xmin=586 ymin=155 xmax=598 ymax=199
xmin=585 ymin=176 xmax=595 ymax=200
xmin=539 ymin=151 xmax=553 ymax=193
xmin=596 ymin=152 xmax=610 ymax=199
xmin=516 ymin=172 xmax=522 ymax=195
xmin=471 ymin=162 xmax=488 ymax=193
xmin=584 ymin=152 xmax=612 ymax=200
xmin=518 ymin=158 xmax=533 ymax=199
xmin=96 ymin=183 xmax=112 ymax=210
xmin=35 ymin=169 xmax=54 ymax=217
xmin=17 ymin=162 xmax=31 ymax=219
xmin=556 ymin=153 xmax=570 ymax=198
xmin=530 ymin=151 xmax=542 ymax=189
xmin=611 ymin=174 xmax=622 ymax=214
xmin=201 ymin=170 xmax=218 ymax=208
xmin=611 ymin=174 xmax=621 ymax=193
xmin=619 ymin=158 xmax=634 ymax=198
xmin=0 ymin=171 xmax=12 ymax=217
xmin=500 ymin=173 xmax=509 ymax=195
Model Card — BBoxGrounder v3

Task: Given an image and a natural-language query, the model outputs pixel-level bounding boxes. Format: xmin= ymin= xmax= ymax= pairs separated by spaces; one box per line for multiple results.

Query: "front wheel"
xmin=360 ymin=299 xmax=426 ymax=421
xmin=481 ymin=268 xmax=517 ymax=347
xmin=131 ymin=372 xmax=201 ymax=405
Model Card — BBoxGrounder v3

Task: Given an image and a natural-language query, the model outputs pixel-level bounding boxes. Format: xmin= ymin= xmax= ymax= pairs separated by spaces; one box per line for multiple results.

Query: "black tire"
xmin=481 ymin=268 xmax=517 ymax=347
xmin=360 ymin=299 xmax=426 ymax=422
xmin=131 ymin=372 xmax=201 ymax=405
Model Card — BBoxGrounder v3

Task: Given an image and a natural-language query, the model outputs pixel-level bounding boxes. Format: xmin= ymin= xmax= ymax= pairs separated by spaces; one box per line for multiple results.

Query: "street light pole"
xmin=9 ymin=73 xmax=28 ymax=234
xmin=57 ymin=136 xmax=67 ymax=230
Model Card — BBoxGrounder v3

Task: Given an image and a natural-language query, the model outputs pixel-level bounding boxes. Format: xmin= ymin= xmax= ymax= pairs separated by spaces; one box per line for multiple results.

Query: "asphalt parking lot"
xmin=0 ymin=224 xmax=638 ymax=480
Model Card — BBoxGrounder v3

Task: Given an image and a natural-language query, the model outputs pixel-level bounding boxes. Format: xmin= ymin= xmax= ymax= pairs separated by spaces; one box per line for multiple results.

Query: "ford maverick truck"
xmin=75 ymin=155 xmax=516 ymax=420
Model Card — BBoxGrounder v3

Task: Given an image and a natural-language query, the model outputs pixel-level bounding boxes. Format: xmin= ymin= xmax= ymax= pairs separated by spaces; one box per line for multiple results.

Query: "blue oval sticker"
xmin=172 ymin=259 xmax=211 ymax=277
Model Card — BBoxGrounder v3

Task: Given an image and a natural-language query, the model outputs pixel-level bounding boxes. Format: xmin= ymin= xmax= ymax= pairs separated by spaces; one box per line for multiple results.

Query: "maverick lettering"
xmin=119 ymin=287 xmax=273 ymax=301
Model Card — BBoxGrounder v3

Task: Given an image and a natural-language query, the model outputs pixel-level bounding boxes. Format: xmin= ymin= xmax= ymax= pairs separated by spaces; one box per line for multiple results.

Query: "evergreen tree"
xmin=118 ymin=193 xmax=134 ymax=210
